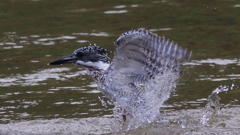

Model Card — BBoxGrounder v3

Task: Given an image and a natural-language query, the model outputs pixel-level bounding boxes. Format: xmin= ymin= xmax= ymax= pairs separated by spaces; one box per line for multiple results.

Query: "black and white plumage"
xmin=49 ymin=29 xmax=191 ymax=119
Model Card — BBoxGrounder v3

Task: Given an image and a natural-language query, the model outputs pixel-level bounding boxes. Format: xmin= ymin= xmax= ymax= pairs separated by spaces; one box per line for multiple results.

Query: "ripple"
xmin=196 ymin=74 xmax=240 ymax=81
xmin=0 ymin=118 xmax=114 ymax=134
xmin=233 ymin=4 xmax=240 ymax=7
xmin=30 ymin=60 xmax=39 ymax=63
xmin=0 ymin=32 xmax=109 ymax=50
xmin=4 ymin=42 xmax=16 ymax=45
xmin=60 ymin=36 xmax=76 ymax=39
xmin=12 ymin=45 xmax=23 ymax=48
xmin=72 ymin=32 xmax=89 ymax=36
xmin=131 ymin=4 xmax=139 ymax=7
xmin=70 ymin=101 xmax=83 ymax=105
xmin=37 ymin=36 xmax=76 ymax=42
xmin=3 ymin=47 xmax=11 ymax=49
xmin=90 ymin=32 xmax=109 ymax=37
xmin=0 ymin=32 xmax=77 ymax=49
xmin=114 ymin=5 xmax=126 ymax=9
xmin=77 ymin=40 xmax=88 ymax=43
xmin=54 ymin=102 xmax=65 ymax=105
xmin=0 ymin=68 xmax=87 ymax=87
xmin=184 ymin=58 xmax=240 ymax=81
xmin=185 ymin=58 xmax=239 ymax=66
xmin=104 ymin=10 xmax=128 ymax=14
xmin=0 ymin=106 xmax=240 ymax=134
xmin=0 ymin=68 xmax=86 ymax=87
xmin=30 ymin=35 xmax=40 ymax=38
xmin=197 ymin=78 xmax=229 ymax=81
xmin=51 ymin=86 xmax=84 ymax=91
xmin=149 ymin=28 xmax=172 ymax=32
xmin=72 ymin=32 xmax=109 ymax=37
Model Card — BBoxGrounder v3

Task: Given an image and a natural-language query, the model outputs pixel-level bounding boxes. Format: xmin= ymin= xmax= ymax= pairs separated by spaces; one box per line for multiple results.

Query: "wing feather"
xmin=106 ymin=29 xmax=191 ymax=84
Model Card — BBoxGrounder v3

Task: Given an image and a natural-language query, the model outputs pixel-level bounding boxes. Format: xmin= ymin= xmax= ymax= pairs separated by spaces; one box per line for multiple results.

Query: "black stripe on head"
xmin=93 ymin=46 xmax=111 ymax=57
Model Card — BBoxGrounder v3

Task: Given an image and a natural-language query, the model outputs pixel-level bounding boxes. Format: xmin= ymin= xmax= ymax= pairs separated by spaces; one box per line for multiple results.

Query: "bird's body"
xmin=49 ymin=29 xmax=191 ymax=125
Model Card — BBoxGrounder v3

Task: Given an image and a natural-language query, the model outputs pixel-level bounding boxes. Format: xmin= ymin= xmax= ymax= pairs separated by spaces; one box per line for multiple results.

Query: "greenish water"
xmin=0 ymin=0 xmax=240 ymax=134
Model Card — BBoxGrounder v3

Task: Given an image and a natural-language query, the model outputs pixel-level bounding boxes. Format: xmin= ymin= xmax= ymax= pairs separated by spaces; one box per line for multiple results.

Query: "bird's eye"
xmin=76 ymin=52 xmax=84 ymax=57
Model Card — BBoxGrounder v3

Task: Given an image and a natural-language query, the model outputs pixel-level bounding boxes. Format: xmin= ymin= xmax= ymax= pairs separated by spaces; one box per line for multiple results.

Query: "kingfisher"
xmin=48 ymin=29 xmax=191 ymax=122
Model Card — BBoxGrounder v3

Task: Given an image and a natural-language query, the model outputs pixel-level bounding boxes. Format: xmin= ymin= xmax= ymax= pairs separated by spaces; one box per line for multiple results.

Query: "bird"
xmin=48 ymin=29 xmax=191 ymax=123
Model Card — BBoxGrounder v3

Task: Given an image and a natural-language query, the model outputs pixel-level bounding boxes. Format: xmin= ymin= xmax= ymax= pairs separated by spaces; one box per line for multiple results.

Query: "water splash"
xmin=200 ymin=84 xmax=235 ymax=126
xmin=98 ymin=96 xmax=113 ymax=108
xmin=110 ymin=71 xmax=180 ymax=130
xmin=109 ymin=76 xmax=239 ymax=132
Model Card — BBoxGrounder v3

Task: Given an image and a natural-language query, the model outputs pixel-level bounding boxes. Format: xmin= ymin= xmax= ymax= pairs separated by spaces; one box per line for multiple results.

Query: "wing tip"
xmin=182 ymin=49 xmax=192 ymax=62
xmin=116 ymin=29 xmax=154 ymax=46
xmin=116 ymin=29 xmax=192 ymax=61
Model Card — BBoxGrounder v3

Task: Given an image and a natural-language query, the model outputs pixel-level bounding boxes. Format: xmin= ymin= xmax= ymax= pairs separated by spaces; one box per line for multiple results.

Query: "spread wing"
xmin=106 ymin=29 xmax=191 ymax=84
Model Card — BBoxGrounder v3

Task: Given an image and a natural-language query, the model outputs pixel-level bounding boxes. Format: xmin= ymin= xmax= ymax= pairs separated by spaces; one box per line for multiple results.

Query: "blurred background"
xmin=0 ymin=0 xmax=239 ymax=133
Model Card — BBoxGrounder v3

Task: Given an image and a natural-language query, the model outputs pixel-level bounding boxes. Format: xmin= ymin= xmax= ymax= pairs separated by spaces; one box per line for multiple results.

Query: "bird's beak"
xmin=48 ymin=55 xmax=77 ymax=65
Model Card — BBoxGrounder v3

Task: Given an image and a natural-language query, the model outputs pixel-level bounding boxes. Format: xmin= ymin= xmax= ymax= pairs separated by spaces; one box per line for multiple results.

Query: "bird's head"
xmin=48 ymin=46 xmax=111 ymax=71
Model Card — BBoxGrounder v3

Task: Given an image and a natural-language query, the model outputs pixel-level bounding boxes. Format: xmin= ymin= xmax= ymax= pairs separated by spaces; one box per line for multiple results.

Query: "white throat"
xmin=76 ymin=60 xmax=110 ymax=71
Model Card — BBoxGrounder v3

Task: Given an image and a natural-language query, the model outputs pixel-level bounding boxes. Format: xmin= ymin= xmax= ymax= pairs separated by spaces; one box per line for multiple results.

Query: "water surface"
xmin=0 ymin=0 xmax=240 ymax=134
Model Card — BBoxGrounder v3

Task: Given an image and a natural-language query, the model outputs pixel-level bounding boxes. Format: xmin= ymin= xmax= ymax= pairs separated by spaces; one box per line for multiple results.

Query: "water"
xmin=0 ymin=0 xmax=240 ymax=134
xmin=110 ymin=71 xmax=180 ymax=130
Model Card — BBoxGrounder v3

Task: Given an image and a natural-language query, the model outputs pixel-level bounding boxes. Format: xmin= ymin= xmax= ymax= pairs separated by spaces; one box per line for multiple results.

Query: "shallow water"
xmin=0 ymin=0 xmax=240 ymax=134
